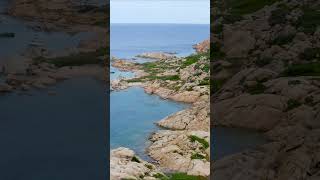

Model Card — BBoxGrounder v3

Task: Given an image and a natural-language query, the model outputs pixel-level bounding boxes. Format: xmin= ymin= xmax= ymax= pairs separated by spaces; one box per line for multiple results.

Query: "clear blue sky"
xmin=111 ymin=0 xmax=210 ymax=24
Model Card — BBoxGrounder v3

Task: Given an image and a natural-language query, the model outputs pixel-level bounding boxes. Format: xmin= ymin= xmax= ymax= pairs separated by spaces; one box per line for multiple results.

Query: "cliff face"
xmin=193 ymin=39 xmax=210 ymax=53
xmin=212 ymin=0 xmax=320 ymax=179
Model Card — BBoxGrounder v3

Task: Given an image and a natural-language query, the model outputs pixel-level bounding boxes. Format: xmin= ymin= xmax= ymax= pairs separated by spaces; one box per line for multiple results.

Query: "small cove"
xmin=110 ymin=23 xmax=268 ymax=161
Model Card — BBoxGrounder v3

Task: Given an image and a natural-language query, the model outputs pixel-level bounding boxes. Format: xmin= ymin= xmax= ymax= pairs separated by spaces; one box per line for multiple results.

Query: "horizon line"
xmin=110 ymin=22 xmax=210 ymax=25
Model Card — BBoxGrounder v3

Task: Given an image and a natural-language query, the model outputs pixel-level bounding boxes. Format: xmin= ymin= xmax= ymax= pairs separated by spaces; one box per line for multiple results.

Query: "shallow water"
xmin=110 ymin=66 xmax=134 ymax=80
xmin=110 ymin=87 xmax=187 ymax=159
xmin=0 ymin=78 xmax=107 ymax=180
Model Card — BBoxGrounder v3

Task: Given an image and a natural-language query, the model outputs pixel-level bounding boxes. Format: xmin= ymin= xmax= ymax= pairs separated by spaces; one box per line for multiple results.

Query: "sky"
xmin=110 ymin=0 xmax=210 ymax=24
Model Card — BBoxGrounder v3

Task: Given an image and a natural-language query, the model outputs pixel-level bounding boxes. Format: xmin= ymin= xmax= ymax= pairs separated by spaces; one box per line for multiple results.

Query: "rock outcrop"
xmin=212 ymin=0 xmax=320 ymax=179
xmin=110 ymin=147 xmax=163 ymax=180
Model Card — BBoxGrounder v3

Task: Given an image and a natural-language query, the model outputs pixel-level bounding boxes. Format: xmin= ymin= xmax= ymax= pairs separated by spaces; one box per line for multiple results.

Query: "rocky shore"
xmin=0 ymin=1 xmax=108 ymax=95
xmin=212 ymin=0 xmax=320 ymax=179
xmin=110 ymin=47 xmax=210 ymax=179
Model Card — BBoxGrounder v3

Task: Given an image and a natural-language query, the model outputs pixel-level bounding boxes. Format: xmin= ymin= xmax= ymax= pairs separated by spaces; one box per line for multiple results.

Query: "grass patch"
xmin=189 ymin=135 xmax=209 ymax=149
xmin=168 ymin=173 xmax=207 ymax=180
xmin=183 ymin=54 xmax=202 ymax=67
xmin=144 ymin=164 xmax=153 ymax=170
xmin=227 ymin=0 xmax=279 ymax=15
xmin=202 ymin=64 xmax=210 ymax=72
xmin=191 ymin=153 xmax=206 ymax=160
xmin=153 ymin=173 xmax=169 ymax=180
xmin=128 ymin=75 xmax=180 ymax=82
xmin=182 ymin=51 xmax=210 ymax=68
xmin=131 ymin=156 xmax=140 ymax=163
xmin=33 ymin=47 xmax=106 ymax=67
xmin=198 ymin=77 xmax=210 ymax=86
xmin=283 ymin=62 xmax=320 ymax=76
xmin=155 ymin=75 xmax=180 ymax=81
xmin=285 ymin=99 xmax=301 ymax=112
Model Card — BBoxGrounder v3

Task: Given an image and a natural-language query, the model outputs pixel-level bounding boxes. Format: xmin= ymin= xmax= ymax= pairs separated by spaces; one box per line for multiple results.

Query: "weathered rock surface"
xmin=136 ymin=52 xmax=176 ymax=60
xmin=212 ymin=0 xmax=320 ymax=178
xmin=110 ymin=147 xmax=162 ymax=180
xmin=148 ymin=130 xmax=210 ymax=177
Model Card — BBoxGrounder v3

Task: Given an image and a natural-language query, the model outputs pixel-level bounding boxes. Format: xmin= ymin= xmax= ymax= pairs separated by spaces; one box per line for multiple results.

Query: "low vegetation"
xmin=191 ymin=153 xmax=206 ymax=160
xmin=189 ymin=135 xmax=209 ymax=149
xmin=33 ymin=47 xmax=107 ymax=67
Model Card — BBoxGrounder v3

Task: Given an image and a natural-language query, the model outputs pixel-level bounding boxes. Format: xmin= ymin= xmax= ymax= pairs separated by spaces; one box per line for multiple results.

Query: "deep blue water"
xmin=111 ymin=23 xmax=210 ymax=59
xmin=0 ymin=78 xmax=107 ymax=180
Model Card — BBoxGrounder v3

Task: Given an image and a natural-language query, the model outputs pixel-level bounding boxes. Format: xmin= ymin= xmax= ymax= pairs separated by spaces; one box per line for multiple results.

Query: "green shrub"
xmin=153 ymin=173 xmax=169 ymax=180
xmin=189 ymin=135 xmax=209 ymax=149
xmin=131 ymin=156 xmax=140 ymax=163
xmin=191 ymin=153 xmax=206 ymax=160
xmin=144 ymin=164 xmax=153 ymax=170
xmin=168 ymin=173 xmax=207 ymax=180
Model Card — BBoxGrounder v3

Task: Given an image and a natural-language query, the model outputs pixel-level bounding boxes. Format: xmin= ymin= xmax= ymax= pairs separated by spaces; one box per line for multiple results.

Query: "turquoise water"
xmin=110 ymin=87 xmax=187 ymax=159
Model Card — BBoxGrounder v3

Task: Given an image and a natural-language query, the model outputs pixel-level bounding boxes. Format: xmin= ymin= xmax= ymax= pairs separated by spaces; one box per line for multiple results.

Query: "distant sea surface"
xmin=110 ymin=23 xmax=210 ymax=59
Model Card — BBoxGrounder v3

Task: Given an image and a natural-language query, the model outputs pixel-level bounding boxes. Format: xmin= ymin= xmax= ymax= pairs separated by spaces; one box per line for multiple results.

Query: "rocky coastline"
xmin=110 ymin=48 xmax=210 ymax=179
xmin=0 ymin=0 xmax=108 ymax=95
xmin=212 ymin=0 xmax=320 ymax=179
